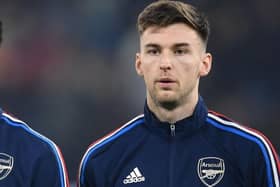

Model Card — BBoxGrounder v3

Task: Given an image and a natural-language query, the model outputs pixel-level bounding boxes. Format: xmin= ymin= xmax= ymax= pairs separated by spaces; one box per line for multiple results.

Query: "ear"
xmin=199 ymin=52 xmax=212 ymax=77
xmin=135 ymin=53 xmax=144 ymax=76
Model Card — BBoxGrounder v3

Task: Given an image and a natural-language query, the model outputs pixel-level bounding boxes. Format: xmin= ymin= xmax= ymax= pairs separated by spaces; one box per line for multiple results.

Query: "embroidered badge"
xmin=0 ymin=153 xmax=14 ymax=180
xmin=197 ymin=157 xmax=225 ymax=187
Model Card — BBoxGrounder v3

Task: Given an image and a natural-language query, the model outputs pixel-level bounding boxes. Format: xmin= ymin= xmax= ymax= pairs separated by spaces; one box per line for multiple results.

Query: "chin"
xmin=157 ymin=92 xmax=177 ymax=102
xmin=156 ymin=95 xmax=178 ymax=110
xmin=158 ymin=99 xmax=178 ymax=110
xmin=149 ymin=89 xmax=178 ymax=109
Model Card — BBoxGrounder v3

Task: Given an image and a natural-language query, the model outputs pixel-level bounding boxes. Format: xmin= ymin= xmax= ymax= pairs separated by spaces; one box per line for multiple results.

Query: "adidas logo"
xmin=123 ymin=167 xmax=145 ymax=184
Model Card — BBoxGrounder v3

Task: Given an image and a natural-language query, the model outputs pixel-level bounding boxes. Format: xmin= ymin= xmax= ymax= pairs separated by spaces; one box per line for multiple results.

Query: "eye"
xmin=147 ymin=49 xmax=160 ymax=55
xmin=174 ymin=49 xmax=187 ymax=55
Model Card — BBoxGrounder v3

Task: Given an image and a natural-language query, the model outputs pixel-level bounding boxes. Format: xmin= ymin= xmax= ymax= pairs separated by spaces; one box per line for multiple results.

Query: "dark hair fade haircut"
xmin=137 ymin=0 xmax=210 ymax=46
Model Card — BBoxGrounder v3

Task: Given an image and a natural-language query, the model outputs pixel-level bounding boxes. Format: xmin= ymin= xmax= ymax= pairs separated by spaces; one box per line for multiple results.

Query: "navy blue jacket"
xmin=78 ymin=97 xmax=280 ymax=187
xmin=0 ymin=109 xmax=69 ymax=187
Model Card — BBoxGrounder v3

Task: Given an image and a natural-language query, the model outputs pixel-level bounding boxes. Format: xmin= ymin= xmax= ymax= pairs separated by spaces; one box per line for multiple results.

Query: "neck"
xmin=147 ymin=94 xmax=199 ymax=123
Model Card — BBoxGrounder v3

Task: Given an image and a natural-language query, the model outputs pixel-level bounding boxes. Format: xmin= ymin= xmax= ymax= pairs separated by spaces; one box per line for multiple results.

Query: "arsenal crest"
xmin=0 ymin=153 xmax=14 ymax=180
xmin=197 ymin=157 xmax=225 ymax=187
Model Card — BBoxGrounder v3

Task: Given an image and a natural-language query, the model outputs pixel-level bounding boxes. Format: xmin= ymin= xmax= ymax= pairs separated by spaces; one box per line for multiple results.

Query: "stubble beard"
xmin=158 ymin=100 xmax=179 ymax=111
xmin=149 ymin=84 xmax=192 ymax=111
xmin=150 ymin=89 xmax=180 ymax=111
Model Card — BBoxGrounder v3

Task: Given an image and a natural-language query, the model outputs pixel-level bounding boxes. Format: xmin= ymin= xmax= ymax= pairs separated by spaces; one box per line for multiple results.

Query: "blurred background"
xmin=0 ymin=0 xmax=279 ymax=185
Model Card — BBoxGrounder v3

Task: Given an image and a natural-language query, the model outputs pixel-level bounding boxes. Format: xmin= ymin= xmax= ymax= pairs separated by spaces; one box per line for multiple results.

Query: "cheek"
xmin=140 ymin=58 xmax=156 ymax=76
xmin=179 ymin=63 xmax=201 ymax=80
xmin=180 ymin=62 xmax=197 ymax=72
xmin=143 ymin=70 xmax=154 ymax=84
xmin=141 ymin=66 xmax=156 ymax=88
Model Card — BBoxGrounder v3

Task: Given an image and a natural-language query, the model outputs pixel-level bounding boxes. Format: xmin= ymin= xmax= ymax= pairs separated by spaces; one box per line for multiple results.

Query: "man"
xmin=78 ymin=1 xmax=280 ymax=187
xmin=0 ymin=21 xmax=69 ymax=187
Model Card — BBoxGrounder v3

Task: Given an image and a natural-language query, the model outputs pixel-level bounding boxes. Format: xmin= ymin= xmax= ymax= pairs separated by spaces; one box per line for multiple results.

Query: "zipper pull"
xmin=170 ymin=123 xmax=175 ymax=136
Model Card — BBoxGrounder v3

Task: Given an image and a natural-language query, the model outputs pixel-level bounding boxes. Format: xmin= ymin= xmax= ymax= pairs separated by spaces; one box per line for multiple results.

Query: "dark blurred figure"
xmin=0 ymin=20 xmax=69 ymax=186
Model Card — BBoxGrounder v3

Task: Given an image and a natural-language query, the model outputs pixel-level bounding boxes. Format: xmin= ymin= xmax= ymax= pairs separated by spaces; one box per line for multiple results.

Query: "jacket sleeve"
xmin=31 ymin=145 xmax=69 ymax=187
xmin=252 ymin=137 xmax=280 ymax=187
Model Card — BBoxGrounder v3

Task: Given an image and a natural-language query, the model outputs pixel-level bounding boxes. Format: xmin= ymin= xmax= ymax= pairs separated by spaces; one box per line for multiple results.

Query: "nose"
xmin=159 ymin=52 xmax=172 ymax=71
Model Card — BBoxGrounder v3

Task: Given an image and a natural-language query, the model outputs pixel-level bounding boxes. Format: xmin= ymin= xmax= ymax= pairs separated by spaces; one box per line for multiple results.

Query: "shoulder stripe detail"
xmin=1 ymin=113 xmax=69 ymax=187
xmin=78 ymin=114 xmax=144 ymax=187
xmin=246 ymin=125 xmax=280 ymax=176
xmin=207 ymin=113 xmax=279 ymax=187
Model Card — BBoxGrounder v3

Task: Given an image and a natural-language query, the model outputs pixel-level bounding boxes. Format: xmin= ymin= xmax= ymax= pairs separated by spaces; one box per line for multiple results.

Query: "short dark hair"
xmin=137 ymin=0 xmax=210 ymax=45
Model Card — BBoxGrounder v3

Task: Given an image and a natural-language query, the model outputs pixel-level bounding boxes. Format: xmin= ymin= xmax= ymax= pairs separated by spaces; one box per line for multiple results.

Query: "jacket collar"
xmin=144 ymin=96 xmax=208 ymax=138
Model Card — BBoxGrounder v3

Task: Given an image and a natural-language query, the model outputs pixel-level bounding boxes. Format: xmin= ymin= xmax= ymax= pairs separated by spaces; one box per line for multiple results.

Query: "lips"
xmin=158 ymin=77 xmax=176 ymax=83
xmin=156 ymin=77 xmax=176 ymax=88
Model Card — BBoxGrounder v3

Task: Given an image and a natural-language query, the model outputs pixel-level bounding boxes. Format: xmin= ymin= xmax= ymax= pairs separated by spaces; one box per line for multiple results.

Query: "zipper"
xmin=170 ymin=123 xmax=175 ymax=136
xmin=169 ymin=123 xmax=175 ymax=187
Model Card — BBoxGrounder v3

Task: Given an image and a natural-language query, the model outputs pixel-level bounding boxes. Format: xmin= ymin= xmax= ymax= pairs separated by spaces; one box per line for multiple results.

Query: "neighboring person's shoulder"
xmin=0 ymin=110 xmax=69 ymax=186
xmin=1 ymin=110 xmax=61 ymax=154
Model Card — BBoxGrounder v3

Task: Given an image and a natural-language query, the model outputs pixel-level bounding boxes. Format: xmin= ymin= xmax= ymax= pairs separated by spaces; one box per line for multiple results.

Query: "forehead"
xmin=140 ymin=23 xmax=203 ymax=47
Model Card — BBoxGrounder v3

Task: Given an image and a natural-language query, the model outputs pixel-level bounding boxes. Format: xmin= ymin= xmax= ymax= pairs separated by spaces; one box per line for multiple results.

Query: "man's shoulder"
xmin=205 ymin=110 xmax=278 ymax=159
xmin=81 ymin=114 xmax=145 ymax=160
xmin=78 ymin=114 xmax=145 ymax=184
xmin=206 ymin=110 xmax=280 ymax=186
xmin=206 ymin=110 xmax=265 ymax=144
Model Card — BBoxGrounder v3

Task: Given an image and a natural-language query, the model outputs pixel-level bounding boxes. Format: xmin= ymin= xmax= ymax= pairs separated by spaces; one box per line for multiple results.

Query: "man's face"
xmin=136 ymin=23 xmax=212 ymax=109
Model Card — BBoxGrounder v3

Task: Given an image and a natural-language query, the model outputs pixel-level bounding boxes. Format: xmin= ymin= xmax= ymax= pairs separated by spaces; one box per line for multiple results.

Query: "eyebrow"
xmin=144 ymin=42 xmax=190 ymax=48
xmin=172 ymin=43 xmax=190 ymax=48
xmin=144 ymin=43 xmax=160 ymax=48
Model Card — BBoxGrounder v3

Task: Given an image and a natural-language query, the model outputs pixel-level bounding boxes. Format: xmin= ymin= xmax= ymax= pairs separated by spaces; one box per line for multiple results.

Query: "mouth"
xmin=158 ymin=77 xmax=176 ymax=83
xmin=156 ymin=78 xmax=176 ymax=88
